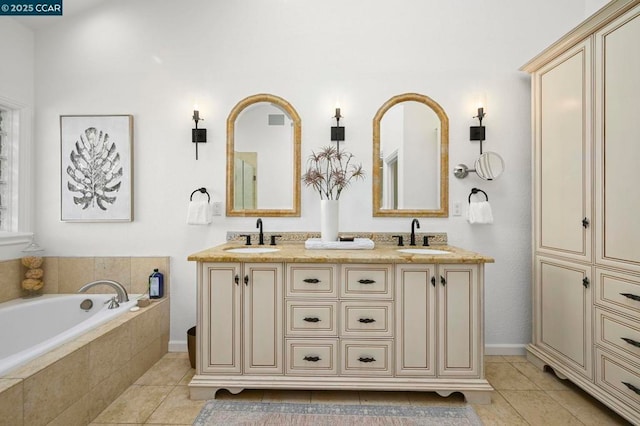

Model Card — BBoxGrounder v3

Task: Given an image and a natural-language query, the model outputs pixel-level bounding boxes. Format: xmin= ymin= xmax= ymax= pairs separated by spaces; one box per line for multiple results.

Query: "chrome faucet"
xmin=410 ymin=218 xmax=420 ymax=246
xmin=256 ymin=218 xmax=264 ymax=245
xmin=77 ymin=280 xmax=129 ymax=304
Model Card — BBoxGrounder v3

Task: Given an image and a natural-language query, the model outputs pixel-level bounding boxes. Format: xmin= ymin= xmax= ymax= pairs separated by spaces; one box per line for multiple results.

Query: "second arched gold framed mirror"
xmin=226 ymin=94 xmax=301 ymax=216
xmin=373 ymin=93 xmax=449 ymax=217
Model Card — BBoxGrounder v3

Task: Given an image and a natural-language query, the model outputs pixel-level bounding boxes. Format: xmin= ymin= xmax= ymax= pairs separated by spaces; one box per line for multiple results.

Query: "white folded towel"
xmin=187 ymin=199 xmax=212 ymax=225
xmin=467 ymin=201 xmax=494 ymax=225
xmin=305 ymin=238 xmax=375 ymax=250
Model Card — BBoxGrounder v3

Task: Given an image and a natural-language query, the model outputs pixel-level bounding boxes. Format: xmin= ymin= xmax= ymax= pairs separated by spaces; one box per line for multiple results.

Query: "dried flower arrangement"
xmin=302 ymin=145 xmax=365 ymax=200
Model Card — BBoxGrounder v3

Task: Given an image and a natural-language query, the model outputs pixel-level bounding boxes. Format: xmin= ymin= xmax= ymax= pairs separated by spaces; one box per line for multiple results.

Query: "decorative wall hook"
xmin=192 ymin=107 xmax=207 ymax=160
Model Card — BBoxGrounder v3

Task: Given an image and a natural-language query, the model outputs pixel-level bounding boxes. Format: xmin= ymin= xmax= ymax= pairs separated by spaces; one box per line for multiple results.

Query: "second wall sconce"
xmin=331 ymin=103 xmax=345 ymax=149
xmin=192 ymin=107 xmax=207 ymax=160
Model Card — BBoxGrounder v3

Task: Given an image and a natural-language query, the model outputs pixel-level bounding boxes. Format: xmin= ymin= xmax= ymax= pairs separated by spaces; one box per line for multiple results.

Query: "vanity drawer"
xmin=341 ymin=302 xmax=393 ymax=337
xmin=340 ymin=264 xmax=393 ymax=299
xmin=595 ymin=268 xmax=640 ymax=317
xmin=595 ymin=308 xmax=640 ymax=364
xmin=340 ymin=339 xmax=393 ymax=376
xmin=595 ymin=348 xmax=640 ymax=408
xmin=287 ymin=264 xmax=338 ymax=298
xmin=286 ymin=339 xmax=338 ymax=375
xmin=286 ymin=301 xmax=338 ymax=337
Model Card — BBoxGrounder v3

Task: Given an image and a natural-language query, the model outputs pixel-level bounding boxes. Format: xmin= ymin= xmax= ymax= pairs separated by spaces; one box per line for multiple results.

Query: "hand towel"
xmin=467 ymin=201 xmax=494 ymax=225
xmin=187 ymin=199 xmax=212 ymax=225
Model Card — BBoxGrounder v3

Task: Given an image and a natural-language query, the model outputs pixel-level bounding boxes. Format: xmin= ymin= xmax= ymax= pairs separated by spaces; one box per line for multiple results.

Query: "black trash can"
xmin=187 ymin=326 xmax=196 ymax=369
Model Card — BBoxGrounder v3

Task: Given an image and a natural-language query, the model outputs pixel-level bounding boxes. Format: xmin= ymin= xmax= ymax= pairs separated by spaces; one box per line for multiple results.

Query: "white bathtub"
xmin=0 ymin=293 xmax=139 ymax=376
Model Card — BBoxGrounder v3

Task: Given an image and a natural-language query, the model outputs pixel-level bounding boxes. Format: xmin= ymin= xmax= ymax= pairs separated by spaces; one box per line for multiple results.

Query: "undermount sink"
xmin=225 ymin=247 xmax=281 ymax=254
xmin=396 ymin=248 xmax=451 ymax=255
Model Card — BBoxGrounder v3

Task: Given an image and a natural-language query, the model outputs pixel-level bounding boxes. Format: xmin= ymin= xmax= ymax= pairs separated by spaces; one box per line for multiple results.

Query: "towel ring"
xmin=190 ymin=187 xmax=210 ymax=203
xmin=468 ymin=188 xmax=488 ymax=203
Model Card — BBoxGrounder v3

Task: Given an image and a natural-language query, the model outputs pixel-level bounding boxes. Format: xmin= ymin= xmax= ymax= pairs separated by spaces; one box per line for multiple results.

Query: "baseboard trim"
xmin=169 ymin=340 xmax=188 ymax=352
xmin=484 ymin=344 xmax=527 ymax=356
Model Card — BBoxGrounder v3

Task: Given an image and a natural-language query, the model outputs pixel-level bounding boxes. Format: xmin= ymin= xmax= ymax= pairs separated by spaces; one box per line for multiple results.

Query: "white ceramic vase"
xmin=320 ymin=199 xmax=339 ymax=242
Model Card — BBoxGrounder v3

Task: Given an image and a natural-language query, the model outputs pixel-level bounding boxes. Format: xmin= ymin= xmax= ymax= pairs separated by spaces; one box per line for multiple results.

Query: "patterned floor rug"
xmin=193 ymin=400 xmax=483 ymax=425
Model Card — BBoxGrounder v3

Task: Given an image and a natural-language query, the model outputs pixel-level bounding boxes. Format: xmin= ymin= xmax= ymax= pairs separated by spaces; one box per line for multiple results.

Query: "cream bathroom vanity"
xmin=188 ymin=242 xmax=494 ymax=403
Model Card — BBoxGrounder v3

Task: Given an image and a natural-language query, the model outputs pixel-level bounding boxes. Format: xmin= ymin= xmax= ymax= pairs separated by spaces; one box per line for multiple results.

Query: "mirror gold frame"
xmin=226 ymin=93 xmax=301 ymax=217
xmin=372 ymin=93 xmax=449 ymax=217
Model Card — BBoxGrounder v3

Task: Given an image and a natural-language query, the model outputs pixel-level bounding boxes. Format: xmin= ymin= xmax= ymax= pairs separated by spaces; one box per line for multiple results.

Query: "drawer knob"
xmin=620 ymin=292 xmax=640 ymax=302
xmin=358 ymin=318 xmax=376 ymax=324
xmin=621 ymin=337 xmax=640 ymax=349
xmin=358 ymin=357 xmax=376 ymax=363
xmin=622 ymin=381 xmax=640 ymax=396
xmin=358 ymin=279 xmax=376 ymax=284
xmin=303 ymin=356 xmax=321 ymax=362
xmin=303 ymin=317 xmax=321 ymax=323
xmin=303 ymin=278 xmax=321 ymax=283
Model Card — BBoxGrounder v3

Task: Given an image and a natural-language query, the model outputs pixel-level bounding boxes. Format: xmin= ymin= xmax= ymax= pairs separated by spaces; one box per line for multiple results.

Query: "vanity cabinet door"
xmin=200 ymin=263 xmax=242 ymax=374
xmin=395 ymin=264 xmax=437 ymax=377
xmin=437 ymin=264 xmax=480 ymax=377
xmin=243 ymin=263 xmax=283 ymax=375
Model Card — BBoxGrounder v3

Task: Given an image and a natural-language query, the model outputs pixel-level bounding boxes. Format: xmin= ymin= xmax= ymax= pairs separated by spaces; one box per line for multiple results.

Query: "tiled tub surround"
xmin=0 ymin=256 xmax=170 ymax=425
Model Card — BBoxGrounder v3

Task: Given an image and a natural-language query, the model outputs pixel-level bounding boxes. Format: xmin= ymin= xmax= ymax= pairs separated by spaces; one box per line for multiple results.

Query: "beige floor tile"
xmin=503 ymin=355 xmax=528 ymax=363
xmin=145 ymin=385 xmax=205 ymax=424
xmin=262 ymin=389 xmax=312 ymax=403
xmin=214 ymin=389 xmax=265 ymax=401
xmin=485 ymin=362 xmax=540 ymax=391
xmin=359 ymin=391 xmax=411 ymax=405
xmin=311 ymin=390 xmax=360 ymax=404
xmin=163 ymin=352 xmax=189 ymax=359
xmin=484 ymin=355 xmax=508 ymax=363
xmin=135 ymin=356 xmax=192 ymax=386
xmin=501 ymin=390 xmax=583 ymax=425
xmin=89 ymin=423 xmax=142 ymax=426
xmin=546 ymin=390 xmax=631 ymax=425
xmin=92 ymin=384 xmax=173 ymax=424
xmin=471 ymin=391 xmax=528 ymax=425
xmin=178 ymin=368 xmax=195 ymax=385
xmin=511 ymin=361 xmax=573 ymax=391
xmin=408 ymin=391 xmax=467 ymax=407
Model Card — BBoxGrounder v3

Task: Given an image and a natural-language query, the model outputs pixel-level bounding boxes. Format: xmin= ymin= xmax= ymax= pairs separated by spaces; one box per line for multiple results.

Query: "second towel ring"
xmin=468 ymin=188 xmax=488 ymax=203
xmin=190 ymin=187 xmax=210 ymax=203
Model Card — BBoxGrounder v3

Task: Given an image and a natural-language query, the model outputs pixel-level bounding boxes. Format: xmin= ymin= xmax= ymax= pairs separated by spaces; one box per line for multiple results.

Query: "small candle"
xmin=193 ymin=109 xmax=200 ymax=121
xmin=335 ymin=107 xmax=341 ymax=119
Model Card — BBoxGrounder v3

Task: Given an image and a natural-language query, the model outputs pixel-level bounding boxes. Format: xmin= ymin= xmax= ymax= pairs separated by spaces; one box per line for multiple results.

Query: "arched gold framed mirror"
xmin=226 ymin=94 xmax=301 ymax=216
xmin=373 ymin=93 xmax=449 ymax=217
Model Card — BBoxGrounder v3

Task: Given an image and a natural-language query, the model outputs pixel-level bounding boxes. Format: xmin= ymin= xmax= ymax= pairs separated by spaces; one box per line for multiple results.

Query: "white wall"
xmin=26 ymin=0 xmax=588 ymax=351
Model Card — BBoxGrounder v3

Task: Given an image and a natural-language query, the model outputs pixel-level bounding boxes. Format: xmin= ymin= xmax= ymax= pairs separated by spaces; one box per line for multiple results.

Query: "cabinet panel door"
xmin=534 ymin=41 xmax=592 ymax=262
xmin=243 ymin=263 xmax=283 ymax=374
xmin=595 ymin=8 xmax=640 ymax=272
xmin=535 ymin=257 xmax=593 ymax=379
xmin=395 ymin=264 xmax=436 ymax=376
xmin=200 ymin=263 xmax=241 ymax=374
xmin=438 ymin=264 xmax=479 ymax=377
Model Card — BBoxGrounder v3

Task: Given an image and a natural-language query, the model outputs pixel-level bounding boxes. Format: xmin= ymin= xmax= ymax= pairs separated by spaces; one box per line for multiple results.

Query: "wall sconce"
xmin=192 ymin=106 xmax=207 ymax=160
xmin=469 ymin=106 xmax=486 ymax=154
xmin=330 ymin=103 xmax=345 ymax=149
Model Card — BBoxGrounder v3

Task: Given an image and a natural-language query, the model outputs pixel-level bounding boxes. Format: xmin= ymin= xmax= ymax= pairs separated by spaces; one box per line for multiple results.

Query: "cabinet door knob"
xmin=620 ymin=292 xmax=640 ymax=302
xmin=622 ymin=381 xmax=640 ymax=396
xmin=234 ymin=275 xmax=239 ymax=285
xmin=582 ymin=277 xmax=590 ymax=288
xmin=303 ymin=278 xmax=320 ymax=284
xmin=358 ymin=318 xmax=376 ymax=324
xmin=358 ymin=279 xmax=376 ymax=284
xmin=621 ymin=337 xmax=640 ymax=349
xmin=303 ymin=317 xmax=321 ymax=323
xmin=358 ymin=357 xmax=376 ymax=363
xmin=303 ymin=356 xmax=321 ymax=362
xmin=440 ymin=276 xmax=446 ymax=286
xmin=244 ymin=275 xmax=249 ymax=286
xmin=431 ymin=276 xmax=436 ymax=287
xmin=582 ymin=217 xmax=590 ymax=228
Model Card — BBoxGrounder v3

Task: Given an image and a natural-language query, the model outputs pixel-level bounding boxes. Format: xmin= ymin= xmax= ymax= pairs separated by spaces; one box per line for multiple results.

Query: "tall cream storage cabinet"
xmin=522 ymin=1 xmax=640 ymax=422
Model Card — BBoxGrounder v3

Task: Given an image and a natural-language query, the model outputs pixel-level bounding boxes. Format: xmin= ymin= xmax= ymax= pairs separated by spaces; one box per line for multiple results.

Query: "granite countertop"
xmin=187 ymin=242 xmax=494 ymax=264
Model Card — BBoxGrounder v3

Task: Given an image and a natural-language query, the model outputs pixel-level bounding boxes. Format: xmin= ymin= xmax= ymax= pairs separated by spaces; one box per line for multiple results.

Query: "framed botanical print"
xmin=60 ymin=115 xmax=133 ymax=222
